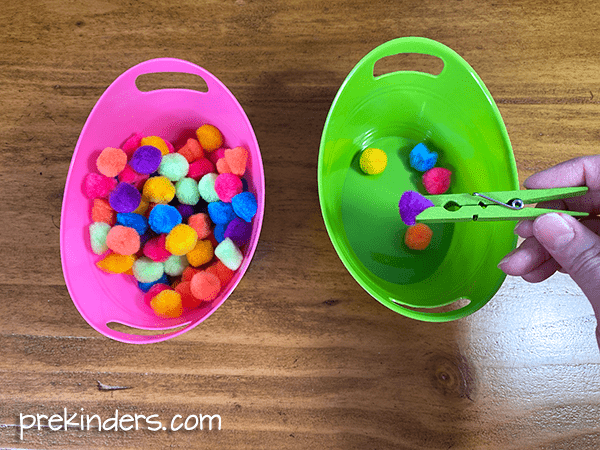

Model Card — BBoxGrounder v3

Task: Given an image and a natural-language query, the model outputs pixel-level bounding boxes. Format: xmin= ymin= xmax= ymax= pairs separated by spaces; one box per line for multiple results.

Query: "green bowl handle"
xmin=351 ymin=37 xmax=468 ymax=85
xmin=388 ymin=296 xmax=483 ymax=323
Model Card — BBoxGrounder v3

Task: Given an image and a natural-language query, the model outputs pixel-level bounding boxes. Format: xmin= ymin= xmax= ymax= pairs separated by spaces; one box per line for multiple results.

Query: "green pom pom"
xmin=175 ymin=177 xmax=200 ymax=205
xmin=215 ymin=237 xmax=243 ymax=270
xmin=158 ymin=153 xmax=189 ymax=182
xmin=198 ymin=173 xmax=220 ymax=203
xmin=164 ymin=254 xmax=189 ymax=276
xmin=89 ymin=222 xmax=111 ymax=255
xmin=132 ymin=257 xmax=165 ymax=283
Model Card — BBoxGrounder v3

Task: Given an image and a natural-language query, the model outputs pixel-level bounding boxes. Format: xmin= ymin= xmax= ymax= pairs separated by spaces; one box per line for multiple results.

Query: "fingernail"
xmin=514 ymin=221 xmax=525 ymax=235
xmin=497 ymin=249 xmax=517 ymax=268
xmin=497 ymin=256 xmax=510 ymax=268
xmin=534 ymin=213 xmax=575 ymax=250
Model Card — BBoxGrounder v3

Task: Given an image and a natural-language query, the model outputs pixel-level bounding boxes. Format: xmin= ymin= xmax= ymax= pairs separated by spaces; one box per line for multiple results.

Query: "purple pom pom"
xmin=109 ymin=182 xmax=142 ymax=213
xmin=130 ymin=145 xmax=162 ymax=174
xmin=176 ymin=204 xmax=194 ymax=220
xmin=399 ymin=191 xmax=434 ymax=226
xmin=224 ymin=217 xmax=252 ymax=247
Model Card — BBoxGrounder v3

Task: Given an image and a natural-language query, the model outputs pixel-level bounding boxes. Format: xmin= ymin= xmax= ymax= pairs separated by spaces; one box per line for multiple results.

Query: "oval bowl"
xmin=60 ymin=58 xmax=265 ymax=343
xmin=318 ymin=38 xmax=518 ymax=322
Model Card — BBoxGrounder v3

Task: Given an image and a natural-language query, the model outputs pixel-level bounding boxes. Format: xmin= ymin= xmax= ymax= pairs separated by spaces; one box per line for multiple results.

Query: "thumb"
xmin=532 ymin=213 xmax=600 ymax=312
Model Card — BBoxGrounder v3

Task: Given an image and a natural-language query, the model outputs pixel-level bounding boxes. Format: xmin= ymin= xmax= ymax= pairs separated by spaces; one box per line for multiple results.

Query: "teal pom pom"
xmin=158 ymin=153 xmax=189 ymax=182
xmin=175 ymin=177 xmax=200 ymax=205
xmin=198 ymin=173 xmax=220 ymax=203
xmin=138 ymin=273 xmax=169 ymax=292
xmin=164 ymin=255 xmax=189 ymax=276
xmin=132 ymin=257 xmax=165 ymax=283
xmin=215 ymin=237 xmax=243 ymax=270
xmin=89 ymin=222 xmax=111 ymax=255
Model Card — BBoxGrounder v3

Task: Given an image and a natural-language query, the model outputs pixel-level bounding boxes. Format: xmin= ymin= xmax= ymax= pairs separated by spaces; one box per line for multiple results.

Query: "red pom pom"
xmin=422 ymin=167 xmax=452 ymax=195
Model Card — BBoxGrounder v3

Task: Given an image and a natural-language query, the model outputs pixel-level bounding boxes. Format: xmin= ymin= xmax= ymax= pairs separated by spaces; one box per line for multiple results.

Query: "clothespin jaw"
xmin=415 ymin=187 xmax=589 ymax=223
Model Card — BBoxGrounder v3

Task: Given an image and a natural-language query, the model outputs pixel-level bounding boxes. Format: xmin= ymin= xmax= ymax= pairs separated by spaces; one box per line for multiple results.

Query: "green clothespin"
xmin=415 ymin=187 xmax=589 ymax=223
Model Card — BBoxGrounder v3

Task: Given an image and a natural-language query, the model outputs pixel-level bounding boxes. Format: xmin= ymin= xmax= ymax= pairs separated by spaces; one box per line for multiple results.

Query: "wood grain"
xmin=1 ymin=0 xmax=600 ymax=448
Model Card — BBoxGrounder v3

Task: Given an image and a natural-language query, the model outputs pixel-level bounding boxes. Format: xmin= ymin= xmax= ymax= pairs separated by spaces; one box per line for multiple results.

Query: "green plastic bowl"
xmin=318 ymin=37 xmax=519 ymax=322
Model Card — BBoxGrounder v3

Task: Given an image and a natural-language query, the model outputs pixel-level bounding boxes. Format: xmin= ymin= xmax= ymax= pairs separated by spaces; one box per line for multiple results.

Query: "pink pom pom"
xmin=143 ymin=234 xmax=171 ymax=262
xmin=207 ymin=148 xmax=226 ymax=165
xmin=422 ymin=167 xmax=452 ymax=195
xmin=163 ymin=138 xmax=175 ymax=153
xmin=83 ymin=173 xmax=118 ymax=199
xmin=118 ymin=165 xmax=149 ymax=189
xmin=122 ymin=133 xmax=143 ymax=159
xmin=214 ymin=173 xmax=243 ymax=202
xmin=187 ymin=158 xmax=215 ymax=181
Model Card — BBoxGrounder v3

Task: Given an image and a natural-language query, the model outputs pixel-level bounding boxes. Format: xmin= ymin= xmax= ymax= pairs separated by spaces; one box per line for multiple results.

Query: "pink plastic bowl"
xmin=60 ymin=58 xmax=265 ymax=344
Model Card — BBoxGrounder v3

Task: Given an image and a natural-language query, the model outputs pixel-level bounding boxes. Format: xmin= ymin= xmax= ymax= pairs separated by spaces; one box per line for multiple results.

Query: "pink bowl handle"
xmin=89 ymin=308 xmax=196 ymax=344
xmin=108 ymin=57 xmax=229 ymax=99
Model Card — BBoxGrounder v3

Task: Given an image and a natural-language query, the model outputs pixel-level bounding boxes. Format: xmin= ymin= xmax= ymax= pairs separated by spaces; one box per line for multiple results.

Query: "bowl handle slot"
xmin=373 ymin=52 xmax=444 ymax=78
xmin=388 ymin=296 xmax=482 ymax=322
xmin=105 ymin=58 xmax=227 ymax=97
xmin=352 ymin=37 xmax=465 ymax=83
xmin=89 ymin=318 xmax=196 ymax=344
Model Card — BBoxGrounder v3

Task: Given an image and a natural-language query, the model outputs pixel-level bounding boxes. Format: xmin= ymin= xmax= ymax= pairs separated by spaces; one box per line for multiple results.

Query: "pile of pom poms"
xmin=400 ymin=143 xmax=454 ymax=250
xmin=85 ymin=124 xmax=257 ymax=319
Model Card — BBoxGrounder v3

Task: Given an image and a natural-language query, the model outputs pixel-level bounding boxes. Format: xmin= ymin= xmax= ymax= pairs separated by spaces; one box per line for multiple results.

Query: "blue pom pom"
xmin=232 ymin=192 xmax=257 ymax=222
xmin=409 ymin=143 xmax=437 ymax=172
xmin=208 ymin=201 xmax=236 ymax=225
xmin=148 ymin=204 xmax=182 ymax=234
xmin=214 ymin=223 xmax=227 ymax=243
xmin=116 ymin=212 xmax=148 ymax=235
xmin=138 ymin=273 xmax=169 ymax=292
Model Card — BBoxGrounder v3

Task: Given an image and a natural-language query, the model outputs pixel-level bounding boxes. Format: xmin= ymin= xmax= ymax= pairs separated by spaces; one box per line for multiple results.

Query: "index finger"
xmin=524 ymin=155 xmax=600 ymax=214
xmin=524 ymin=155 xmax=600 ymax=189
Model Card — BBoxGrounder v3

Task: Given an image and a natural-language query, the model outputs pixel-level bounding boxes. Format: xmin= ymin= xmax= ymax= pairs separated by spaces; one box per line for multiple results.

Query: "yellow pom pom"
xmin=359 ymin=148 xmax=387 ymax=175
xmin=186 ymin=239 xmax=214 ymax=267
xmin=96 ymin=253 xmax=136 ymax=274
xmin=141 ymin=136 xmax=170 ymax=156
xmin=166 ymin=224 xmax=198 ymax=256
xmin=133 ymin=195 xmax=150 ymax=215
xmin=196 ymin=124 xmax=223 ymax=152
xmin=143 ymin=176 xmax=176 ymax=203
xmin=150 ymin=290 xmax=183 ymax=318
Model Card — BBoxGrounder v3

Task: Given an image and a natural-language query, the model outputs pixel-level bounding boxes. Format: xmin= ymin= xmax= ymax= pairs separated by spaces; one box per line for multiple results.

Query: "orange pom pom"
xmin=404 ymin=223 xmax=433 ymax=250
xmin=96 ymin=147 xmax=127 ymax=177
xmin=177 ymin=138 xmax=203 ymax=163
xmin=224 ymin=147 xmax=248 ymax=176
xmin=216 ymin=158 xmax=231 ymax=174
xmin=190 ymin=272 xmax=221 ymax=302
xmin=196 ymin=124 xmax=223 ymax=152
xmin=176 ymin=281 xmax=201 ymax=309
xmin=150 ymin=290 xmax=183 ymax=318
xmin=181 ymin=266 xmax=201 ymax=283
xmin=206 ymin=261 xmax=235 ymax=286
xmin=91 ymin=198 xmax=116 ymax=225
xmin=187 ymin=213 xmax=212 ymax=240
xmin=106 ymin=225 xmax=140 ymax=255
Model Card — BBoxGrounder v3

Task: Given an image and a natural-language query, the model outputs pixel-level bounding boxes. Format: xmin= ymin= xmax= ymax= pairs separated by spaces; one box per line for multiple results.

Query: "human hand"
xmin=497 ymin=155 xmax=600 ymax=334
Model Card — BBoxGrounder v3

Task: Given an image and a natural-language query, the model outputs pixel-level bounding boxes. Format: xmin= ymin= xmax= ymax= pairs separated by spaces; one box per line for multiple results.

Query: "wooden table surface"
xmin=2 ymin=1 xmax=600 ymax=449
